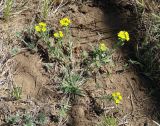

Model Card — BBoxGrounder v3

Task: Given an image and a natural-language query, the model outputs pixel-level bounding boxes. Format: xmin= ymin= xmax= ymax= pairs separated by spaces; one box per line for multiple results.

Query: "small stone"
xmin=79 ymin=5 xmax=90 ymax=14
xmin=8 ymin=101 xmax=16 ymax=112
xmin=69 ymin=4 xmax=78 ymax=12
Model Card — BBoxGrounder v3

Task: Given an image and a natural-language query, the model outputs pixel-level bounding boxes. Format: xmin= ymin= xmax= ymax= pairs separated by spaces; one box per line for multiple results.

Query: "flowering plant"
xmin=115 ymin=31 xmax=130 ymax=47
xmin=60 ymin=17 xmax=71 ymax=27
xmin=35 ymin=22 xmax=47 ymax=32
xmin=112 ymin=92 xmax=122 ymax=104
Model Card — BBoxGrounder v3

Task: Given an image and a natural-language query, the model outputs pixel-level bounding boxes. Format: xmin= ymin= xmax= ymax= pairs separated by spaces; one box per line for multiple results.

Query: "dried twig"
xmin=0 ymin=0 xmax=4 ymax=12
xmin=126 ymin=77 xmax=139 ymax=102
xmin=52 ymin=0 xmax=64 ymax=14
xmin=153 ymin=120 xmax=160 ymax=126
xmin=130 ymin=94 xmax=135 ymax=115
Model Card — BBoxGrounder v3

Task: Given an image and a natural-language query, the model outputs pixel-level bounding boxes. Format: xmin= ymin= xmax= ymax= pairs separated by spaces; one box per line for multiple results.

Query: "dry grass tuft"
xmin=134 ymin=0 xmax=160 ymax=85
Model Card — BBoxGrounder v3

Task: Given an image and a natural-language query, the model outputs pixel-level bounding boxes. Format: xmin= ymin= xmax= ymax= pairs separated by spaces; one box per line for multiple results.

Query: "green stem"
xmin=65 ymin=27 xmax=73 ymax=64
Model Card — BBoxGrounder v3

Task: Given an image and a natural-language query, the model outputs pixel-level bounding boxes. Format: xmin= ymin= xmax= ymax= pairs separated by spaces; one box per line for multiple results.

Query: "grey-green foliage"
xmin=92 ymin=45 xmax=112 ymax=68
xmin=59 ymin=102 xmax=70 ymax=118
xmin=98 ymin=116 xmax=118 ymax=126
xmin=23 ymin=114 xmax=35 ymax=126
xmin=57 ymin=99 xmax=70 ymax=126
xmin=6 ymin=113 xmax=20 ymax=125
xmin=36 ymin=112 xmax=47 ymax=125
xmin=61 ymin=71 xmax=83 ymax=96
xmin=11 ymin=47 xmax=21 ymax=56
xmin=6 ymin=113 xmax=47 ymax=126
xmin=16 ymin=31 xmax=36 ymax=50
xmin=24 ymin=122 xmax=36 ymax=126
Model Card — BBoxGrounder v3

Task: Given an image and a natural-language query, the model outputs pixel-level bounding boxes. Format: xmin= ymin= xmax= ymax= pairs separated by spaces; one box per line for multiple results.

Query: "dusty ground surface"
xmin=0 ymin=0 xmax=160 ymax=126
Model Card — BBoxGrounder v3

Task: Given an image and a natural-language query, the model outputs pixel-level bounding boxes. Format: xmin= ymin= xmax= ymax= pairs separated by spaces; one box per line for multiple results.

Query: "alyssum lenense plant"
xmin=114 ymin=31 xmax=130 ymax=48
xmin=112 ymin=92 xmax=122 ymax=105
xmin=3 ymin=0 xmax=13 ymax=21
xmin=35 ymin=22 xmax=60 ymax=60
xmin=59 ymin=17 xmax=72 ymax=61
xmin=34 ymin=18 xmax=71 ymax=62
xmin=35 ymin=22 xmax=51 ymax=46
xmin=90 ymin=31 xmax=130 ymax=69
xmin=91 ymin=42 xmax=112 ymax=68
xmin=52 ymin=17 xmax=72 ymax=61
xmin=51 ymin=30 xmax=64 ymax=60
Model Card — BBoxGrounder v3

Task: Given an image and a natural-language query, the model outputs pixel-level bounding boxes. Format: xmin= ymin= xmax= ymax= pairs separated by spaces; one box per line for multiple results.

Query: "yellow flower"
xmin=54 ymin=33 xmax=59 ymax=38
xmin=116 ymin=92 xmax=120 ymax=96
xmin=118 ymin=95 xmax=122 ymax=100
xmin=59 ymin=31 xmax=64 ymax=38
xmin=35 ymin=25 xmax=41 ymax=32
xmin=115 ymin=99 xmax=120 ymax=104
xmin=35 ymin=22 xmax=47 ymax=32
xmin=112 ymin=92 xmax=122 ymax=104
xmin=54 ymin=31 xmax=64 ymax=39
xmin=42 ymin=27 xmax=47 ymax=32
xmin=99 ymin=43 xmax=108 ymax=52
xmin=118 ymin=31 xmax=130 ymax=41
xmin=39 ymin=22 xmax=47 ymax=27
xmin=60 ymin=17 xmax=71 ymax=27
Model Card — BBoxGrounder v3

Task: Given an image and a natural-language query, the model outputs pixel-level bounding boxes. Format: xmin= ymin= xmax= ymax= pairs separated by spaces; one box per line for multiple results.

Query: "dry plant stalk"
xmin=41 ymin=0 xmax=51 ymax=19
xmin=3 ymin=0 xmax=13 ymax=21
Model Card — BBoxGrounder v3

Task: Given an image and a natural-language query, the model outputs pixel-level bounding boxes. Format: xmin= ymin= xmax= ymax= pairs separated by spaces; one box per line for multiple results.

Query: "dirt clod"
xmin=12 ymin=52 xmax=48 ymax=99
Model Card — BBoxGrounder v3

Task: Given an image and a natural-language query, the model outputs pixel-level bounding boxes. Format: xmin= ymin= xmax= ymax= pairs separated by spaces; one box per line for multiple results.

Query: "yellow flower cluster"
xmin=118 ymin=31 xmax=130 ymax=41
xmin=54 ymin=31 xmax=64 ymax=39
xmin=112 ymin=92 xmax=122 ymax=104
xmin=60 ymin=17 xmax=71 ymax=27
xmin=53 ymin=17 xmax=71 ymax=39
xmin=99 ymin=43 xmax=108 ymax=52
xmin=35 ymin=22 xmax=47 ymax=32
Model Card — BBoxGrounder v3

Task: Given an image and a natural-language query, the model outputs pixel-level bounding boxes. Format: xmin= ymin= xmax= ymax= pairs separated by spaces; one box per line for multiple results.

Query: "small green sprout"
xmin=59 ymin=103 xmax=70 ymax=118
xmin=10 ymin=47 xmax=21 ymax=56
xmin=11 ymin=86 xmax=22 ymax=100
xmin=98 ymin=116 xmax=118 ymax=126
xmin=58 ymin=98 xmax=70 ymax=126
xmin=23 ymin=114 xmax=35 ymax=126
xmin=6 ymin=113 xmax=20 ymax=125
xmin=36 ymin=112 xmax=47 ymax=125
xmin=3 ymin=0 xmax=13 ymax=21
